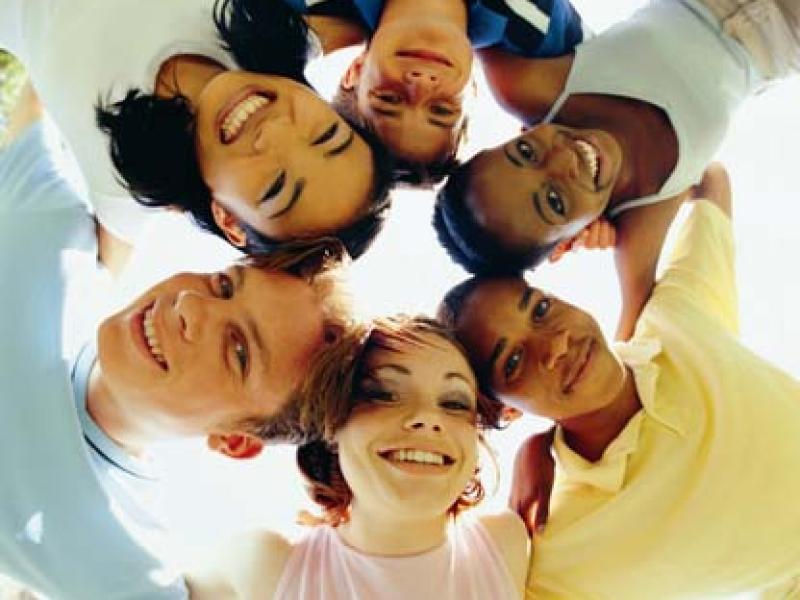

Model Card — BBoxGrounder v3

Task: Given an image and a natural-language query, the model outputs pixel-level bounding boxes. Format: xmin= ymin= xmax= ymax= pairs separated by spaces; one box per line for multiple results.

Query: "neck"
xmin=558 ymin=366 xmax=640 ymax=462
xmin=86 ymin=362 xmax=148 ymax=457
xmin=555 ymin=95 xmax=678 ymax=205
xmin=338 ymin=501 xmax=449 ymax=556
xmin=154 ymin=54 xmax=226 ymax=103
xmin=379 ymin=0 xmax=467 ymax=30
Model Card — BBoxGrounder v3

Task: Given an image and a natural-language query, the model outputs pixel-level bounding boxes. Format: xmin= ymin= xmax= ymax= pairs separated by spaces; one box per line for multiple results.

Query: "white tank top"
xmin=542 ymin=0 xmax=762 ymax=218
xmin=273 ymin=517 xmax=519 ymax=600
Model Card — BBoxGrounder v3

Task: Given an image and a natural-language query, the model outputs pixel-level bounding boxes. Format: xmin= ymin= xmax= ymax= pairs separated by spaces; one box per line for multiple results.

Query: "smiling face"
xmin=335 ymin=333 xmax=479 ymax=519
xmin=466 ymin=124 xmax=624 ymax=251
xmin=96 ymin=265 xmax=326 ymax=440
xmin=452 ymin=278 xmax=626 ymax=421
xmin=193 ymin=71 xmax=375 ymax=243
xmin=346 ymin=18 xmax=472 ymax=164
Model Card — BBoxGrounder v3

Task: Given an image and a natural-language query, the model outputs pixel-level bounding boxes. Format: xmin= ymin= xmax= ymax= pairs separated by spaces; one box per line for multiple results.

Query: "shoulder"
xmin=478 ymin=510 xmax=530 ymax=594
xmin=186 ymin=530 xmax=294 ymax=600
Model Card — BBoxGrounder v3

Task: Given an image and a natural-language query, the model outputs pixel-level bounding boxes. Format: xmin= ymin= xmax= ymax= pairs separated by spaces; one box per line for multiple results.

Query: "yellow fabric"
xmin=528 ymin=201 xmax=800 ymax=599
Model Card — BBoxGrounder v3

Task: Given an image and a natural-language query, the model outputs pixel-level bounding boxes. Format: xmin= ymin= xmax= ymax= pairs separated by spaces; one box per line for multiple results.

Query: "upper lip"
xmin=216 ymin=87 xmax=275 ymax=144
xmin=562 ymin=339 xmax=594 ymax=393
xmin=395 ymin=50 xmax=453 ymax=68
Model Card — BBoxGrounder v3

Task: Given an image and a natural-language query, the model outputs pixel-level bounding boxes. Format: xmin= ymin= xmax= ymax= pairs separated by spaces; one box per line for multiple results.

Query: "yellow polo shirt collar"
xmin=553 ymin=336 xmax=685 ymax=494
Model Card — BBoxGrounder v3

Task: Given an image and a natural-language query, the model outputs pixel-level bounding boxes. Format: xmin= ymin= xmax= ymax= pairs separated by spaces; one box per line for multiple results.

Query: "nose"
xmin=542 ymin=330 xmax=570 ymax=370
xmin=403 ymin=69 xmax=440 ymax=101
xmin=403 ymin=407 xmax=443 ymax=433
xmin=174 ymin=290 xmax=210 ymax=342
xmin=546 ymin=143 xmax=580 ymax=179
xmin=252 ymin=113 xmax=293 ymax=153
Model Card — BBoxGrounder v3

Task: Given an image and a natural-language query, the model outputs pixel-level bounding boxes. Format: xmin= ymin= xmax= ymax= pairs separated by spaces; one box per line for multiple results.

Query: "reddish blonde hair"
xmin=293 ymin=315 xmax=503 ymax=527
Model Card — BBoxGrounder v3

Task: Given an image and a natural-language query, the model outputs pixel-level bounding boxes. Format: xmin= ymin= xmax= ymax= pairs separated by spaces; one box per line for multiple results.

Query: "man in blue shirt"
xmin=0 ymin=87 xmax=348 ymax=599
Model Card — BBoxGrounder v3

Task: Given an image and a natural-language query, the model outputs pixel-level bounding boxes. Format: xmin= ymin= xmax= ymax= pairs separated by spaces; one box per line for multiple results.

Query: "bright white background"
xmin=96 ymin=0 xmax=798 ymax=581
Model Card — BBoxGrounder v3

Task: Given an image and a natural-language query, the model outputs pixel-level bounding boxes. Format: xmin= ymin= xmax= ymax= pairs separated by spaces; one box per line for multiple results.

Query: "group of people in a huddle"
xmin=1 ymin=0 xmax=799 ymax=598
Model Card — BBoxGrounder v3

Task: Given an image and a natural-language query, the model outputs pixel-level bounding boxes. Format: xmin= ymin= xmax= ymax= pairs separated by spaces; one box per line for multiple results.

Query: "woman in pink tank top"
xmin=187 ymin=316 xmax=528 ymax=599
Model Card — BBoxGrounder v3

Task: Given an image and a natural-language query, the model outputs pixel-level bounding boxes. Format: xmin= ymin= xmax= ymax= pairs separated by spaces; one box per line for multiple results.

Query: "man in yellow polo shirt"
xmin=439 ymin=166 xmax=800 ymax=598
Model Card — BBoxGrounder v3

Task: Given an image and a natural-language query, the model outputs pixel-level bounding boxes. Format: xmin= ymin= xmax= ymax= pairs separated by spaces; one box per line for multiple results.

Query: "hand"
xmin=548 ymin=217 xmax=617 ymax=262
xmin=508 ymin=427 xmax=556 ymax=535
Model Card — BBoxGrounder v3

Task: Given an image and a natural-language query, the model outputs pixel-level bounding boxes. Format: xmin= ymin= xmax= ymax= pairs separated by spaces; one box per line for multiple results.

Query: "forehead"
xmin=366 ymin=113 xmax=456 ymax=165
xmin=455 ymin=279 xmax=530 ymax=362
xmin=364 ymin=332 xmax=475 ymax=387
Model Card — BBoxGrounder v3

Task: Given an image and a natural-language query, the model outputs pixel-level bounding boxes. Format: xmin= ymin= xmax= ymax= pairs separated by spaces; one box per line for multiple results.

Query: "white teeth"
xmin=221 ymin=94 xmax=271 ymax=143
xmin=575 ymin=139 xmax=599 ymax=183
xmin=143 ymin=307 xmax=167 ymax=368
xmin=386 ymin=449 xmax=446 ymax=466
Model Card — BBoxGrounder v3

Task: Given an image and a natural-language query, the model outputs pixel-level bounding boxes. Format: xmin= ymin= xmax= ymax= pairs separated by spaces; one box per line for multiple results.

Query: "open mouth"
xmin=575 ymin=139 xmax=601 ymax=189
xmin=378 ymin=448 xmax=455 ymax=468
xmin=218 ymin=90 xmax=276 ymax=144
xmin=395 ymin=50 xmax=453 ymax=68
xmin=138 ymin=304 xmax=168 ymax=371
xmin=563 ymin=339 xmax=594 ymax=393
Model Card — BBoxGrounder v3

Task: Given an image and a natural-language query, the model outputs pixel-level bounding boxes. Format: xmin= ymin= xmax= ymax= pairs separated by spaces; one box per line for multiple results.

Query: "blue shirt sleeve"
xmin=0 ymin=120 xmax=188 ymax=599
xmin=468 ymin=0 xmax=587 ymax=56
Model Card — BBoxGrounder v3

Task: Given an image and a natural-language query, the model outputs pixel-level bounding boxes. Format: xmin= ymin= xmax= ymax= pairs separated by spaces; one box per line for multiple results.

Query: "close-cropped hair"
xmin=437 ymin=276 xmax=513 ymax=405
xmin=434 ymin=161 xmax=558 ymax=274
xmin=95 ymin=0 xmax=396 ymax=260
xmin=331 ymin=84 xmax=467 ymax=186
xmin=293 ymin=315 xmax=504 ymax=527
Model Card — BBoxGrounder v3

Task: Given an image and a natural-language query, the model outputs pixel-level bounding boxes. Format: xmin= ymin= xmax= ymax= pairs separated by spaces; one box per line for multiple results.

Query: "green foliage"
xmin=0 ymin=51 xmax=27 ymax=131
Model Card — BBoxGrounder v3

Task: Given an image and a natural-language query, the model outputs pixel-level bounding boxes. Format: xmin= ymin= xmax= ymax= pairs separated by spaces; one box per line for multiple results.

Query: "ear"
xmin=207 ymin=432 xmax=264 ymax=460
xmin=547 ymin=238 xmax=573 ymax=263
xmin=501 ymin=405 xmax=524 ymax=423
xmin=340 ymin=52 xmax=366 ymax=90
xmin=211 ymin=201 xmax=247 ymax=248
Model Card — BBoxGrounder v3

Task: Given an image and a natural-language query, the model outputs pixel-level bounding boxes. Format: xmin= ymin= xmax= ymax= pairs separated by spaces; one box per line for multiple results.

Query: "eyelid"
xmin=227 ymin=325 xmax=249 ymax=379
xmin=261 ymin=170 xmax=286 ymax=204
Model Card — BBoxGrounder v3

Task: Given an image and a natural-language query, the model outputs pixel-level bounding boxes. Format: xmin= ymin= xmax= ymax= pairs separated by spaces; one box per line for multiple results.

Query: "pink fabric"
xmin=274 ymin=517 xmax=518 ymax=600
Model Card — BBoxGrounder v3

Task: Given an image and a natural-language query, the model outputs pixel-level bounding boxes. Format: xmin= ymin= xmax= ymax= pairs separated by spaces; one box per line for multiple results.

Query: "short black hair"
xmin=433 ymin=160 xmax=558 ymax=274
xmin=96 ymin=0 xmax=396 ymax=260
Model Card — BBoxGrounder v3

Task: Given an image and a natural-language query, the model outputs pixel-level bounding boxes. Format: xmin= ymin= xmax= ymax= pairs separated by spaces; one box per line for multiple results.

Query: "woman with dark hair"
xmin=434 ymin=0 xmax=799 ymax=337
xmin=1 ymin=0 xmax=393 ymax=260
xmin=187 ymin=316 xmax=528 ymax=600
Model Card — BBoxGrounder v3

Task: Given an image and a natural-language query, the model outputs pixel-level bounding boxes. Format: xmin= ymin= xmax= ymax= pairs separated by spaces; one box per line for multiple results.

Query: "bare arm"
xmin=612 ymin=191 xmax=687 ymax=341
xmin=476 ymin=48 xmax=572 ymax=125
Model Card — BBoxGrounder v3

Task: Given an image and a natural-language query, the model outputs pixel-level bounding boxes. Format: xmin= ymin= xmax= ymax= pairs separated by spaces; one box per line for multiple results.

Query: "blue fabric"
xmin=0 ymin=121 xmax=187 ymax=599
xmin=283 ymin=0 xmax=585 ymax=57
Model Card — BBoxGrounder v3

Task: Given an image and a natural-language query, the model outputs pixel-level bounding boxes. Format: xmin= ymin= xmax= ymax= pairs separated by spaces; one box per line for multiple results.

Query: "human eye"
xmin=261 ymin=170 xmax=286 ymax=204
xmin=546 ymin=187 xmax=565 ymax=216
xmin=375 ymin=91 xmax=401 ymax=104
xmin=502 ymin=347 xmax=525 ymax=384
xmin=516 ymin=139 xmax=538 ymax=162
xmin=228 ymin=327 xmax=249 ymax=378
xmin=532 ymin=297 xmax=551 ymax=320
xmin=212 ymin=272 xmax=235 ymax=299
xmin=430 ymin=103 xmax=455 ymax=117
xmin=439 ymin=392 xmax=474 ymax=412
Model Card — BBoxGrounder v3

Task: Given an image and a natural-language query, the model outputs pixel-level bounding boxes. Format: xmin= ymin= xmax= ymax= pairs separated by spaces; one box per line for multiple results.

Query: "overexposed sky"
xmin=100 ymin=0 xmax=799 ymax=567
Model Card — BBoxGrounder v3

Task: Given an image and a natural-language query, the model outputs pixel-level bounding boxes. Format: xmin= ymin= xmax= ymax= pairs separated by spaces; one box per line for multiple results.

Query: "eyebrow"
xmin=504 ymin=144 xmax=523 ymax=168
xmin=445 ymin=372 xmax=474 ymax=387
xmin=268 ymin=178 xmax=306 ymax=220
xmin=487 ymin=338 xmax=507 ymax=376
xmin=324 ymin=130 xmax=354 ymax=158
xmin=518 ymin=287 xmax=533 ymax=311
xmin=232 ymin=265 xmax=269 ymax=379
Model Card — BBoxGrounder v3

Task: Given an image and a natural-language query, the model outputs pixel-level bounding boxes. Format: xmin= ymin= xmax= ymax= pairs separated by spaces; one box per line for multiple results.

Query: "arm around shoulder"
xmin=480 ymin=510 xmax=530 ymax=598
xmin=186 ymin=530 xmax=293 ymax=600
